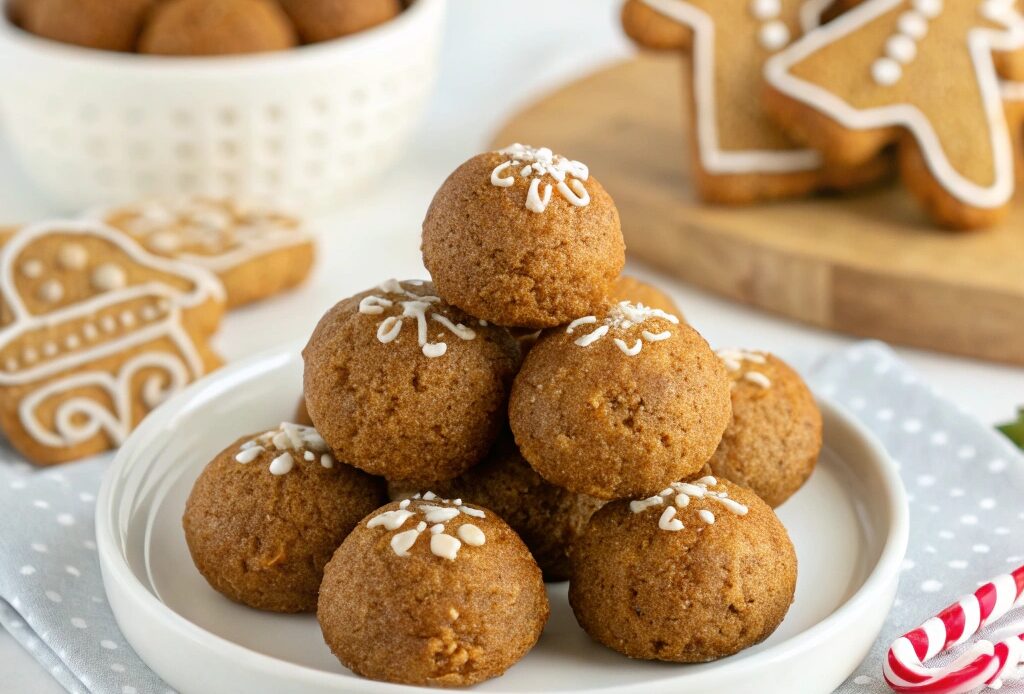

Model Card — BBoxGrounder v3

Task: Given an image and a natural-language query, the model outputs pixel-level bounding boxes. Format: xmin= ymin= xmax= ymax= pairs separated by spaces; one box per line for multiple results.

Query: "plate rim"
xmin=96 ymin=345 xmax=910 ymax=693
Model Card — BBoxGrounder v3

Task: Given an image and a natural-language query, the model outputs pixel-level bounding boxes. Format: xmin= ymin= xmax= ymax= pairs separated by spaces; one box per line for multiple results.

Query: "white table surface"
xmin=2 ymin=1 xmax=1022 ymax=691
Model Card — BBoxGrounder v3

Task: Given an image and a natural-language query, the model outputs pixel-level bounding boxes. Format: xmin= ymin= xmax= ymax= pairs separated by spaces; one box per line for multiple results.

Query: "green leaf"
xmin=998 ymin=408 xmax=1024 ymax=450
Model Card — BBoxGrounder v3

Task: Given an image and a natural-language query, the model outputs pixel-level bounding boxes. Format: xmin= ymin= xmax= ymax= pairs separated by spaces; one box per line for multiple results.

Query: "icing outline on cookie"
xmin=489 ymin=144 xmax=591 ymax=213
xmin=0 ymin=221 xmax=224 ymax=449
xmin=639 ymin=0 xmax=831 ymax=174
xmin=764 ymin=0 xmax=1024 ymax=207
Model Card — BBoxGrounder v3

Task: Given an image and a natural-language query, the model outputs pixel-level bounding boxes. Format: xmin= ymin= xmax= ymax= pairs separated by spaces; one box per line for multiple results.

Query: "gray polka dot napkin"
xmin=0 ymin=340 xmax=1022 ymax=694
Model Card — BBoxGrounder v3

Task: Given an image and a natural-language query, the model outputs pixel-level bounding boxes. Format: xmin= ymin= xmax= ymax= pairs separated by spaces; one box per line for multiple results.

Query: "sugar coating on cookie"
xmin=318 ymin=497 xmax=549 ymax=687
xmin=710 ymin=350 xmax=822 ymax=507
xmin=97 ymin=196 xmax=315 ymax=308
xmin=138 ymin=0 xmax=297 ymax=56
xmin=509 ymin=302 xmax=731 ymax=500
xmin=184 ymin=422 xmax=385 ymax=613
xmin=302 ymin=280 xmax=521 ymax=483
xmin=389 ymin=431 xmax=605 ymax=581
xmin=19 ymin=0 xmax=154 ymax=51
xmin=569 ymin=478 xmax=797 ymax=662
xmin=422 ymin=146 xmax=625 ymax=328
xmin=279 ymin=0 xmax=401 ymax=43
xmin=0 ymin=221 xmax=224 ymax=465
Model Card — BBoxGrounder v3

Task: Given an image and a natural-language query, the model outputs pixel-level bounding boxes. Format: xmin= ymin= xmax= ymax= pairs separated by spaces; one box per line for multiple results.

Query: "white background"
xmin=2 ymin=1 xmax=1023 ymax=690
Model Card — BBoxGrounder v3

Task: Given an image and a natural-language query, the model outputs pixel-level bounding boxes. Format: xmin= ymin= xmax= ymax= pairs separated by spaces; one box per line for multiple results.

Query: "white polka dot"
xmin=66 ymin=565 xmax=81 ymax=577
xmin=91 ymin=595 xmax=103 ymax=603
xmin=20 ymin=565 xmax=36 ymax=576
xmin=988 ymin=458 xmax=1008 ymax=473
xmin=10 ymin=479 xmax=26 ymax=490
xmin=926 ymin=504 xmax=940 ymax=513
xmin=101 ymin=640 xmax=118 ymax=650
xmin=948 ymin=559 xmax=968 ymax=569
xmin=45 ymin=590 xmax=62 ymax=603
xmin=972 ymin=544 xmax=990 ymax=554
xmin=854 ymin=675 xmax=874 ymax=685
xmin=876 ymin=408 xmax=894 ymax=421
xmin=924 ymin=544 xmax=938 ymax=554
xmin=83 ymin=539 xmax=97 ymax=550
xmin=79 ymin=492 xmax=95 ymax=503
xmin=929 ymin=431 xmax=948 ymax=445
xmin=111 ymin=663 xmax=126 ymax=673
xmin=916 ymin=474 xmax=936 ymax=487
xmin=995 ymin=527 xmax=1010 ymax=535
xmin=30 ymin=542 xmax=47 ymax=553
xmin=57 ymin=513 xmax=75 ymax=526
xmin=957 ymin=446 xmax=976 ymax=459
xmin=123 ymin=687 xmax=138 ymax=694
xmin=71 ymin=617 xmax=87 ymax=629
xmin=902 ymin=418 xmax=922 ymax=433
xmin=32 ymin=500 xmax=49 ymax=509
xmin=938 ymin=530 xmax=955 ymax=540
xmin=949 ymin=487 xmax=965 ymax=498
xmin=980 ymin=498 xmax=997 ymax=510
xmin=961 ymin=514 xmax=979 ymax=526
xmin=921 ymin=579 xmax=943 ymax=592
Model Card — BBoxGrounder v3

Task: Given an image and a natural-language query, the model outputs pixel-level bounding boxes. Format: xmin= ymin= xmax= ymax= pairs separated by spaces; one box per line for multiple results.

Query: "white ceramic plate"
xmin=97 ymin=346 xmax=908 ymax=694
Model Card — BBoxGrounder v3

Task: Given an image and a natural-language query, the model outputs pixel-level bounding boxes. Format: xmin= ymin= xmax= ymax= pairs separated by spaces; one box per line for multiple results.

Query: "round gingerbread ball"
xmin=278 ymin=0 xmax=401 ymax=43
xmin=709 ymin=350 xmax=822 ymax=507
xmin=569 ymin=477 xmax=797 ymax=662
xmin=422 ymin=144 xmax=625 ymax=328
xmin=389 ymin=430 xmax=605 ymax=581
xmin=318 ymin=496 xmax=549 ymax=687
xmin=303 ymin=279 xmax=521 ymax=484
xmin=510 ymin=301 xmax=731 ymax=500
xmin=138 ymin=0 xmax=297 ymax=56
xmin=183 ymin=423 xmax=386 ymax=613
xmin=20 ymin=0 xmax=154 ymax=51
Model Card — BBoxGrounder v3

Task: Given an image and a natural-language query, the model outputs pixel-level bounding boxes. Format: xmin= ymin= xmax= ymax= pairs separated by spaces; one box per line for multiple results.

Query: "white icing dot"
xmin=92 ymin=263 xmax=127 ymax=292
xmin=759 ymin=20 xmax=790 ymax=51
xmin=320 ymin=454 xmax=334 ymax=468
xmin=430 ymin=533 xmax=462 ymax=560
xmin=119 ymin=310 xmax=136 ymax=328
xmin=37 ymin=280 xmax=64 ymax=304
xmin=303 ymin=450 xmax=315 ymax=461
xmin=886 ymin=34 xmax=917 ymax=64
xmin=698 ymin=509 xmax=716 ymax=525
xmin=82 ymin=323 xmax=99 ymax=341
xmin=57 ymin=243 xmax=88 ymax=270
xmin=100 ymin=315 xmax=117 ymax=333
xmin=148 ymin=232 xmax=180 ymax=254
xmin=64 ymin=334 xmax=80 ymax=350
xmin=750 ymin=0 xmax=780 ymax=20
xmin=269 ymin=452 xmax=294 ymax=475
xmin=22 ymin=347 xmax=38 ymax=364
xmin=912 ymin=0 xmax=942 ymax=18
xmin=872 ymin=58 xmax=902 ymax=86
xmin=42 ymin=342 xmax=58 ymax=357
xmin=21 ymin=259 xmax=44 ymax=278
xmin=457 ymin=523 xmax=486 ymax=546
xmin=234 ymin=446 xmax=263 ymax=464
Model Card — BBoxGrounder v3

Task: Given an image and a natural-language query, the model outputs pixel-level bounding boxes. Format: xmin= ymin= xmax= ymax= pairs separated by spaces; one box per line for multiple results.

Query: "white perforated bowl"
xmin=0 ymin=0 xmax=444 ymax=212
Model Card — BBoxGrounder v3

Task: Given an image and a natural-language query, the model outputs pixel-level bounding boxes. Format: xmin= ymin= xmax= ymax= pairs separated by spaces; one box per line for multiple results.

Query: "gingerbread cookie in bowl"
xmin=422 ymin=144 xmax=625 ymax=328
xmin=509 ymin=301 xmax=731 ymax=500
xmin=763 ymin=0 xmax=1024 ymax=228
xmin=621 ymin=0 xmax=890 ymax=203
xmin=0 ymin=221 xmax=224 ymax=465
xmin=94 ymin=196 xmax=315 ymax=309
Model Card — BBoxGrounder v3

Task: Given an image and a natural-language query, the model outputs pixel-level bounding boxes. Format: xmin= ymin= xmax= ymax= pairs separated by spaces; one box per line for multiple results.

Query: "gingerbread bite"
xmin=422 ymin=144 xmax=625 ymax=328
xmin=710 ymin=350 xmax=822 ymax=507
xmin=138 ymin=0 xmax=297 ymax=56
xmin=302 ymin=280 xmax=521 ymax=484
xmin=569 ymin=477 xmax=797 ymax=662
xmin=18 ymin=0 xmax=154 ymax=52
xmin=278 ymin=0 xmax=401 ymax=43
xmin=96 ymin=196 xmax=315 ymax=309
xmin=389 ymin=429 xmax=605 ymax=582
xmin=318 ymin=495 xmax=549 ymax=687
xmin=0 ymin=221 xmax=224 ymax=465
xmin=184 ymin=422 xmax=386 ymax=613
xmin=509 ymin=301 xmax=731 ymax=500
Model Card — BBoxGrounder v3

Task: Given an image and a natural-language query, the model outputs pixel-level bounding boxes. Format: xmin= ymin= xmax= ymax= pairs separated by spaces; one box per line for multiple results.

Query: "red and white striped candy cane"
xmin=884 ymin=564 xmax=1024 ymax=694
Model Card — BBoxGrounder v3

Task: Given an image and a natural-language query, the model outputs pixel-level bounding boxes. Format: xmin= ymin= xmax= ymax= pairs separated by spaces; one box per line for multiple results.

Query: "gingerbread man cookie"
xmin=93 ymin=196 xmax=315 ymax=308
xmin=0 ymin=221 xmax=225 ymax=465
xmin=621 ymin=0 xmax=890 ymax=203
xmin=764 ymin=0 xmax=1024 ymax=229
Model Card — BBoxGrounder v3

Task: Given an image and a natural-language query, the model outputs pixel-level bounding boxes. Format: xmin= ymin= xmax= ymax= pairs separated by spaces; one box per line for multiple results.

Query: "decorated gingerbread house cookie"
xmin=0 ymin=221 xmax=225 ymax=465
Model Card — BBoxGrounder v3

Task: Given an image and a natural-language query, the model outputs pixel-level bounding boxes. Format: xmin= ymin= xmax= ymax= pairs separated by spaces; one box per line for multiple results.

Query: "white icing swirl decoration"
xmin=567 ymin=301 xmax=679 ymax=356
xmin=489 ymin=143 xmax=591 ymax=214
xmin=717 ymin=348 xmax=773 ymax=389
xmin=367 ymin=492 xmax=487 ymax=561
xmin=629 ymin=476 xmax=749 ymax=532
xmin=233 ymin=422 xmax=335 ymax=474
xmin=358 ymin=280 xmax=476 ymax=359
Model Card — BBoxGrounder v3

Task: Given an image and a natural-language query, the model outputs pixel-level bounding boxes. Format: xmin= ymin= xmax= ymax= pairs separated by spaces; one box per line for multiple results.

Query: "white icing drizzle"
xmin=357 ymin=280 xmax=475 ymax=359
xmin=0 ymin=221 xmax=224 ymax=450
xmin=630 ymin=476 xmax=748 ymax=533
xmin=717 ymin=348 xmax=772 ymax=389
xmin=367 ymin=494 xmax=487 ymax=560
xmin=488 ymin=144 xmax=591 ymax=213
xmin=232 ymin=422 xmax=335 ymax=473
xmin=568 ymin=301 xmax=680 ymax=356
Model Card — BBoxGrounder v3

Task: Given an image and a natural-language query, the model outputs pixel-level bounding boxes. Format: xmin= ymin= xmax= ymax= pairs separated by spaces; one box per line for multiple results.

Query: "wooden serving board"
xmin=492 ymin=55 xmax=1024 ymax=366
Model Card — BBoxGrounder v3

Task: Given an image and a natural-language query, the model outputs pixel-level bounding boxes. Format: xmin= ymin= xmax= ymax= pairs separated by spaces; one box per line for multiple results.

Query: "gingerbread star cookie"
xmin=621 ymin=0 xmax=890 ymax=203
xmin=0 ymin=221 xmax=225 ymax=465
xmin=764 ymin=0 xmax=1024 ymax=229
xmin=93 ymin=196 xmax=315 ymax=308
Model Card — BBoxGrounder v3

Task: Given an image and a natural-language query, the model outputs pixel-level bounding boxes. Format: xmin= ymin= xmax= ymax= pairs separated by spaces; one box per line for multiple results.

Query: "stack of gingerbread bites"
xmin=203 ymin=142 xmax=824 ymax=687
xmin=623 ymin=0 xmax=1024 ymax=230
